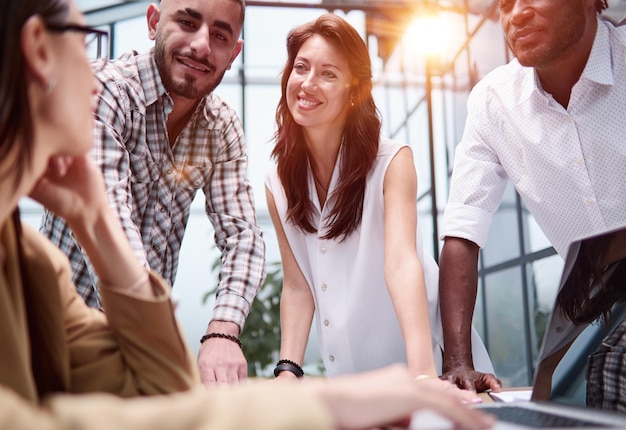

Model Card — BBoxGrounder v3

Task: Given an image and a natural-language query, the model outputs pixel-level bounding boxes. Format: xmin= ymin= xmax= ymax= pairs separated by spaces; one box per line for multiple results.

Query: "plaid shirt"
xmin=586 ymin=314 xmax=626 ymax=413
xmin=40 ymin=49 xmax=265 ymax=330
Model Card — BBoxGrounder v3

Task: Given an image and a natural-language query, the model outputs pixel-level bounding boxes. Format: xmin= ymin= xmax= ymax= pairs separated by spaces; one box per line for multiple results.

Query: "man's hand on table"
xmin=442 ymin=366 xmax=502 ymax=393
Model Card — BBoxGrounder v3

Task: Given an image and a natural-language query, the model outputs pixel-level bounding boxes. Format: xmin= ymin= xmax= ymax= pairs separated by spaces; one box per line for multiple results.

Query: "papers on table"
xmin=488 ymin=389 xmax=533 ymax=403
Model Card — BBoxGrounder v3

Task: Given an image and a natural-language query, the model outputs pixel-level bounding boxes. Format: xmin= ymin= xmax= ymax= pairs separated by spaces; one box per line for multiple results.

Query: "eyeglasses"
xmin=46 ymin=23 xmax=110 ymax=62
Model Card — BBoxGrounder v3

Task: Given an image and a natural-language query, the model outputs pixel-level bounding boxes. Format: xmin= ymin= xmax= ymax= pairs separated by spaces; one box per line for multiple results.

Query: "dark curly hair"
xmin=557 ymin=232 xmax=626 ymax=325
xmin=596 ymin=0 xmax=609 ymax=13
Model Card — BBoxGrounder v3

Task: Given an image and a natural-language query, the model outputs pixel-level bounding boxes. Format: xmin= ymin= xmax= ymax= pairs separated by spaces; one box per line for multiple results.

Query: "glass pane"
xmin=243 ymin=85 xmax=281 ymax=213
xmin=484 ymin=266 xmax=530 ymax=387
xmin=113 ymin=16 xmax=152 ymax=59
xmin=244 ymin=7 xmax=365 ymax=69
xmin=244 ymin=7 xmax=313 ymax=68
xmin=19 ymin=198 xmax=44 ymax=230
xmin=86 ymin=26 xmax=110 ymax=61
xmin=410 ymin=115 xmax=433 ymax=192
xmin=418 ymin=201 xmax=436 ymax=260
xmin=467 ymin=16 xmax=509 ymax=81
xmin=482 ymin=183 xmax=521 ymax=266
xmin=214 ymin=83 xmax=242 ymax=114
xmin=526 ymin=254 xmax=565 ymax=363
xmin=387 ymin=85 xmax=416 ymax=134
xmin=473 ymin=275 xmax=487 ymax=341
xmin=523 ymin=203 xmax=553 ymax=253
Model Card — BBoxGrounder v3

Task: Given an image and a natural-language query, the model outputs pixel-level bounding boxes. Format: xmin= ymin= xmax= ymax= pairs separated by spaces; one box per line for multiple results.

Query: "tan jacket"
xmin=0 ymin=220 xmax=332 ymax=429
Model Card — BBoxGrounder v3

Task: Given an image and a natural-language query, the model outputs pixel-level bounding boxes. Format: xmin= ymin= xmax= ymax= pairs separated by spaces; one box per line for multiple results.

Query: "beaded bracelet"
xmin=200 ymin=332 xmax=243 ymax=350
xmin=273 ymin=359 xmax=304 ymax=378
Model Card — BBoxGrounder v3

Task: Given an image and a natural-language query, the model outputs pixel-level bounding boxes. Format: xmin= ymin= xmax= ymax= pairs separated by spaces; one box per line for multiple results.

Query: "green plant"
xmin=203 ymin=260 xmax=283 ymax=377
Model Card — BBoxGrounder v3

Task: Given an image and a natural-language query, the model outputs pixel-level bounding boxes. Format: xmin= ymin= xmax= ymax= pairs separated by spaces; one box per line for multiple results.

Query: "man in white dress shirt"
xmin=438 ymin=0 xmax=626 ymax=403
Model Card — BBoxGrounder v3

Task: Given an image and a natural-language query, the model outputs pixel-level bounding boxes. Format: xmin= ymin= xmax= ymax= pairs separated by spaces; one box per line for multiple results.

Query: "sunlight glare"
xmin=404 ymin=14 xmax=447 ymax=58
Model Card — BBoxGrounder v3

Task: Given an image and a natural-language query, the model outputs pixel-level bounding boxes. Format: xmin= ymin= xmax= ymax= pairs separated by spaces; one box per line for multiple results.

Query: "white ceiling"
xmin=78 ymin=0 xmax=626 ymax=27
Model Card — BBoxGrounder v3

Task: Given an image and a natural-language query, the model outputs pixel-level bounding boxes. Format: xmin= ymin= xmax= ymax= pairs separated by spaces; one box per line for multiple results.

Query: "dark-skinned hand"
xmin=441 ymin=367 xmax=502 ymax=393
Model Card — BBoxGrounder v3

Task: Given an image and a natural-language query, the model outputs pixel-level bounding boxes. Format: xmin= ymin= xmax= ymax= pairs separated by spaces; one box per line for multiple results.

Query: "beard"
xmin=509 ymin=4 xmax=586 ymax=68
xmin=154 ymin=32 xmax=227 ymax=100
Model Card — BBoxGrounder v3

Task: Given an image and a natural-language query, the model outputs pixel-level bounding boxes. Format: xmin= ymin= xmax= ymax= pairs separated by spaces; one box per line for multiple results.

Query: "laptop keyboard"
xmin=480 ymin=405 xmax=613 ymax=428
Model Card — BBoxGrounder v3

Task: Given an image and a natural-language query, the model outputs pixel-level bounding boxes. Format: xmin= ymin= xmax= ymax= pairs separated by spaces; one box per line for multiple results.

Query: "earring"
xmin=45 ymin=77 xmax=57 ymax=95
xmin=350 ymin=99 xmax=355 ymax=107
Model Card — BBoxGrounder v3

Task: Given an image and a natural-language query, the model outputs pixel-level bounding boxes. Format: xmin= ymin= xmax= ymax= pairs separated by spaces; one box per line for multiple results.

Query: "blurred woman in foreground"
xmin=0 ymin=0 xmax=493 ymax=428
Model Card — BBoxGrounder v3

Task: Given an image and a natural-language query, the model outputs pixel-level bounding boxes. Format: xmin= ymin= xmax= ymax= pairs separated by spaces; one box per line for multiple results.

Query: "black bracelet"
xmin=200 ymin=332 xmax=243 ymax=350
xmin=273 ymin=359 xmax=304 ymax=378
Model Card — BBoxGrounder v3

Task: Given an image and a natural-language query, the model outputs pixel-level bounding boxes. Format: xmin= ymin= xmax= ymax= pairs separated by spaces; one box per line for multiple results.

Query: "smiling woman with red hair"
xmin=266 ymin=13 xmax=493 ymax=385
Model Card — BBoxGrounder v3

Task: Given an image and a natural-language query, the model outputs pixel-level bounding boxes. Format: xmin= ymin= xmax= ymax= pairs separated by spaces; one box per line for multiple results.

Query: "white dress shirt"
xmin=442 ymin=17 xmax=626 ymax=257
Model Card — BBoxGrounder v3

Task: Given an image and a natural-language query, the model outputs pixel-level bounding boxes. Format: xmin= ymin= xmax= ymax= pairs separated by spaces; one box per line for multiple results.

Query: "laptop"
xmin=411 ymin=226 xmax=626 ymax=429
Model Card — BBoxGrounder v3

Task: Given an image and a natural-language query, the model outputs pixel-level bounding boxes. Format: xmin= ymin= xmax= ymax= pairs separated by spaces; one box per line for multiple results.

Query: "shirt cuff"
xmin=440 ymin=202 xmax=494 ymax=248
xmin=211 ymin=293 xmax=250 ymax=331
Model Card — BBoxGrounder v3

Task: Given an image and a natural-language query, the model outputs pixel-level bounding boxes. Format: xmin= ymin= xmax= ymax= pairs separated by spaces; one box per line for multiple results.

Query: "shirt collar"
xmin=518 ymin=62 xmax=537 ymax=104
xmin=581 ymin=17 xmax=613 ymax=86
xmin=137 ymin=47 xmax=171 ymax=107
xmin=308 ymin=144 xmax=344 ymax=216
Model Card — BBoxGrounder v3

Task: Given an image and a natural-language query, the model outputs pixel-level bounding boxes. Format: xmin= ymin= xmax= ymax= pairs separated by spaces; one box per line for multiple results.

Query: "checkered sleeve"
xmin=40 ymin=72 xmax=149 ymax=309
xmin=92 ymin=75 xmax=149 ymax=266
xmin=204 ymin=112 xmax=266 ymax=331
xmin=586 ymin=315 xmax=626 ymax=412
xmin=39 ymin=210 xmax=102 ymax=307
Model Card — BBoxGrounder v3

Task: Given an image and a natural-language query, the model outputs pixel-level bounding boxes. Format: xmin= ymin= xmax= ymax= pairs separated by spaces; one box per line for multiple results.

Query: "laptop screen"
xmin=410 ymin=227 xmax=626 ymax=429
xmin=531 ymin=225 xmax=626 ymax=404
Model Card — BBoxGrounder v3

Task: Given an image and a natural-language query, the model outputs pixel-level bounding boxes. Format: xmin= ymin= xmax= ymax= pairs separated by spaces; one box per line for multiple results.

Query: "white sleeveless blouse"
xmin=266 ymin=139 xmax=493 ymax=376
